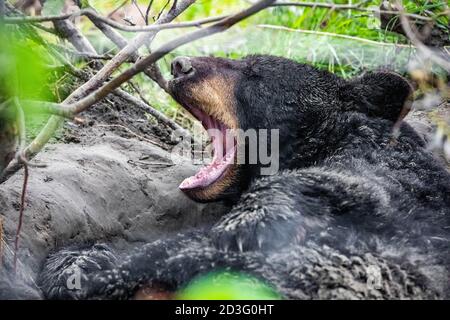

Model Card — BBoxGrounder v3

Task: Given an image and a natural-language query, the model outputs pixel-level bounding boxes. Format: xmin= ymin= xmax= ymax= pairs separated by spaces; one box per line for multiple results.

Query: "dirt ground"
xmin=0 ymin=95 xmax=228 ymax=298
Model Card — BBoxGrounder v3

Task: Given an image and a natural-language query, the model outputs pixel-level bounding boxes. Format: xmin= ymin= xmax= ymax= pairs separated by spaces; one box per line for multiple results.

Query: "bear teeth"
xmin=179 ymin=105 xmax=236 ymax=191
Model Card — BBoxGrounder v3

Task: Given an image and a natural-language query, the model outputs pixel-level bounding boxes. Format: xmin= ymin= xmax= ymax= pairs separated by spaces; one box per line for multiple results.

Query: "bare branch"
xmin=1 ymin=0 xmax=275 ymax=183
xmin=272 ymin=1 xmax=433 ymax=22
xmin=58 ymin=49 xmax=114 ymax=61
xmin=11 ymin=100 xmax=27 ymax=272
xmin=65 ymin=0 xmax=196 ymax=103
xmin=1 ymin=0 xmax=197 ymax=183
xmin=4 ymin=7 xmax=227 ymax=32
xmin=132 ymin=0 xmax=147 ymax=24
xmin=85 ymin=6 xmax=169 ymax=92
xmin=395 ymin=0 xmax=450 ymax=72
xmin=106 ymin=0 xmax=129 ymax=19
xmin=20 ymin=100 xmax=76 ymax=119
xmin=113 ymin=89 xmax=189 ymax=136
xmin=53 ymin=19 xmax=98 ymax=55
xmin=145 ymin=0 xmax=155 ymax=25
xmin=157 ymin=0 xmax=172 ymax=21
xmin=257 ymin=24 xmax=416 ymax=48
xmin=64 ymin=0 xmax=277 ymax=116
xmin=272 ymin=1 xmax=369 ymax=10
xmin=97 ymin=124 xmax=166 ymax=148
xmin=85 ymin=10 xmax=227 ymax=32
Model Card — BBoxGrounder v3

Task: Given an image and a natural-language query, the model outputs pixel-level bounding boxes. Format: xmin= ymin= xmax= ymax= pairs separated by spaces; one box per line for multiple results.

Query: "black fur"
xmin=39 ymin=55 xmax=450 ymax=299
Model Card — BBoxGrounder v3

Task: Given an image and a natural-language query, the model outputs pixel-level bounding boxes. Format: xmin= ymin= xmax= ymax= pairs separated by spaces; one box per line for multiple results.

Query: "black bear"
xmin=40 ymin=55 xmax=450 ymax=299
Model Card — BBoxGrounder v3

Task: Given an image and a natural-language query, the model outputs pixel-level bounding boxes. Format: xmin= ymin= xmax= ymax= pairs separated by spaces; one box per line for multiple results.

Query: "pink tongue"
xmin=179 ymin=146 xmax=236 ymax=190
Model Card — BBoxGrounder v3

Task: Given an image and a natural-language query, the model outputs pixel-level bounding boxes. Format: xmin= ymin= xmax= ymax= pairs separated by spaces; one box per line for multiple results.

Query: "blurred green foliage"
xmin=0 ymin=29 xmax=52 ymax=101
xmin=176 ymin=271 xmax=282 ymax=300
xmin=0 ymin=24 xmax=66 ymax=138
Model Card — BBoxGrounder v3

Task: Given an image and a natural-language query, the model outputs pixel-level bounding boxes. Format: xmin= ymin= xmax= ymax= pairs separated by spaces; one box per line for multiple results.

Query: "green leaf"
xmin=78 ymin=0 xmax=91 ymax=9
xmin=42 ymin=0 xmax=65 ymax=16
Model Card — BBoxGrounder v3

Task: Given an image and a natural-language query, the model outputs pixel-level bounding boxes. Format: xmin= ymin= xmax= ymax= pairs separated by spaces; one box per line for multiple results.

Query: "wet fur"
xmin=39 ymin=56 xmax=450 ymax=299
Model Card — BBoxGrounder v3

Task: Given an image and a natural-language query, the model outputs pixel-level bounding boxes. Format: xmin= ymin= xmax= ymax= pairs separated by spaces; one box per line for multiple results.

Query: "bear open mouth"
xmin=179 ymin=104 xmax=237 ymax=191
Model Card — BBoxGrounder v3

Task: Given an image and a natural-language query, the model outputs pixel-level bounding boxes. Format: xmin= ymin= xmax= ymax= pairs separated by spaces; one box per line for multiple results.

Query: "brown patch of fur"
xmin=180 ymin=74 xmax=240 ymax=201
xmin=188 ymin=75 xmax=239 ymax=130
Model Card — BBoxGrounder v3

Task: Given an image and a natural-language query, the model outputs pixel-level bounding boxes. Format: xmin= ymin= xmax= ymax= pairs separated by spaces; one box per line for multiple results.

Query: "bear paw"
xmin=39 ymin=244 xmax=118 ymax=299
xmin=210 ymin=210 xmax=305 ymax=252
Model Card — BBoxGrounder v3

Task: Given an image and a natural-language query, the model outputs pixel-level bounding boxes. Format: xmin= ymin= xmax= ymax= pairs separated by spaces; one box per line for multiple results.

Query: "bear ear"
xmin=339 ymin=71 xmax=413 ymax=122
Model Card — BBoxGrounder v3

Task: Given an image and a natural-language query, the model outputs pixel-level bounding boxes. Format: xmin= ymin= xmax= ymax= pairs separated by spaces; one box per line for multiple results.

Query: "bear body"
xmin=39 ymin=55 xmax=450 ymax=299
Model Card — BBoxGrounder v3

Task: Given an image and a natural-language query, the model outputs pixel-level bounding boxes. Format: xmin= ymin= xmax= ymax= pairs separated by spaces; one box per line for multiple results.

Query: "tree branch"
xmin=395 ymin=0 xmax=450 ymax=72
xmin=53 ymin=19 xmax=98 ymax=56
xmin=62 ymin=0 xmax=277 ymax=116
xmin=20 ymin=100 xmax=77 ymax=119
xmin=1 ymin=0 xmax=197 ymax=183
xmin=272 ymin=1 xmax=433 ymax=22
xmin=1 ymin=0 xmax=275 ymax=184
xmin=145 ymin=0 xmax=155 ymax=25
xmin=85 ymin=6 xmax=170 ymax=92
xmin=4 ymin=7 xmax=227 ymax=31
xmin=113 ymin=89 xmax=189 ymax=136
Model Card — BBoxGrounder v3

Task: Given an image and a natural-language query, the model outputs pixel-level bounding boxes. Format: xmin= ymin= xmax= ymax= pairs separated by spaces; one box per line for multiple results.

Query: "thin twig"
xmin=114 ymin=89 xmax=189 ymax=136
xmin=2 ymin=0 xmax=275 ymax=184
xmin=63 ymin=0 xmax=277 ymax=116
xmin=132 ymin=0 xmax=147 ymax=24
xmin=157 ymin=0 xmax=172 ymax=21
xmin=272 ymin=1 xmax=433 ymax=22
xmin=96 ymin=124 xmax=165 ymax=148
xmin=145 ymin=0 xmax=155 ymax=25
xmin=1 ymin=0 xmax=197 ymax=183
xmin=395 ymin=0 xmax=450 ymax=71
xmin=272 ymin=1 xmax=369 ymax=10
xmin=31 ymin=22 xmax=57 ymax=34
xmin=4 ymin=7 xmax=227 ymax=32
xmin=12 ymin=100 xmax=28 ymax=273
xmin=257 ymin=24 xmax=418 ymax=48
xmin=85 ymin=6 xmax=170 ymax=92
xmin=107 ymin=0 xmax=129 ymax=18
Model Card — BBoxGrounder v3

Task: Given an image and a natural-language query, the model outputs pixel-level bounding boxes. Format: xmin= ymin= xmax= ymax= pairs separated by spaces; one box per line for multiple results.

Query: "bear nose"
xmin=171 ymin=56 xmax=193 ymax=78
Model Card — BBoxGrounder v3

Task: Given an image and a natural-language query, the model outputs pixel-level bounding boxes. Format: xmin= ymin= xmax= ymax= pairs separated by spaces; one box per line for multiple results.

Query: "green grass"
xmin=86 ymin=0 xmax=442 ymax=127
xmin=86 ymin=0 xmax=448 ymax=42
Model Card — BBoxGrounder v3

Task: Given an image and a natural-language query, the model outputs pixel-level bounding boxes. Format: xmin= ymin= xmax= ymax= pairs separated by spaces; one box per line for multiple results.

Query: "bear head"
xmin=168 ymin=55 xmax=413 ymax=203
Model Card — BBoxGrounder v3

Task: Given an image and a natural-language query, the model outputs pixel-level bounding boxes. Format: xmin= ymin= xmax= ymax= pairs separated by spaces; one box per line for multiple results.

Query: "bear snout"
xmin=171 ymin=56 xmax=194 ymax=79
